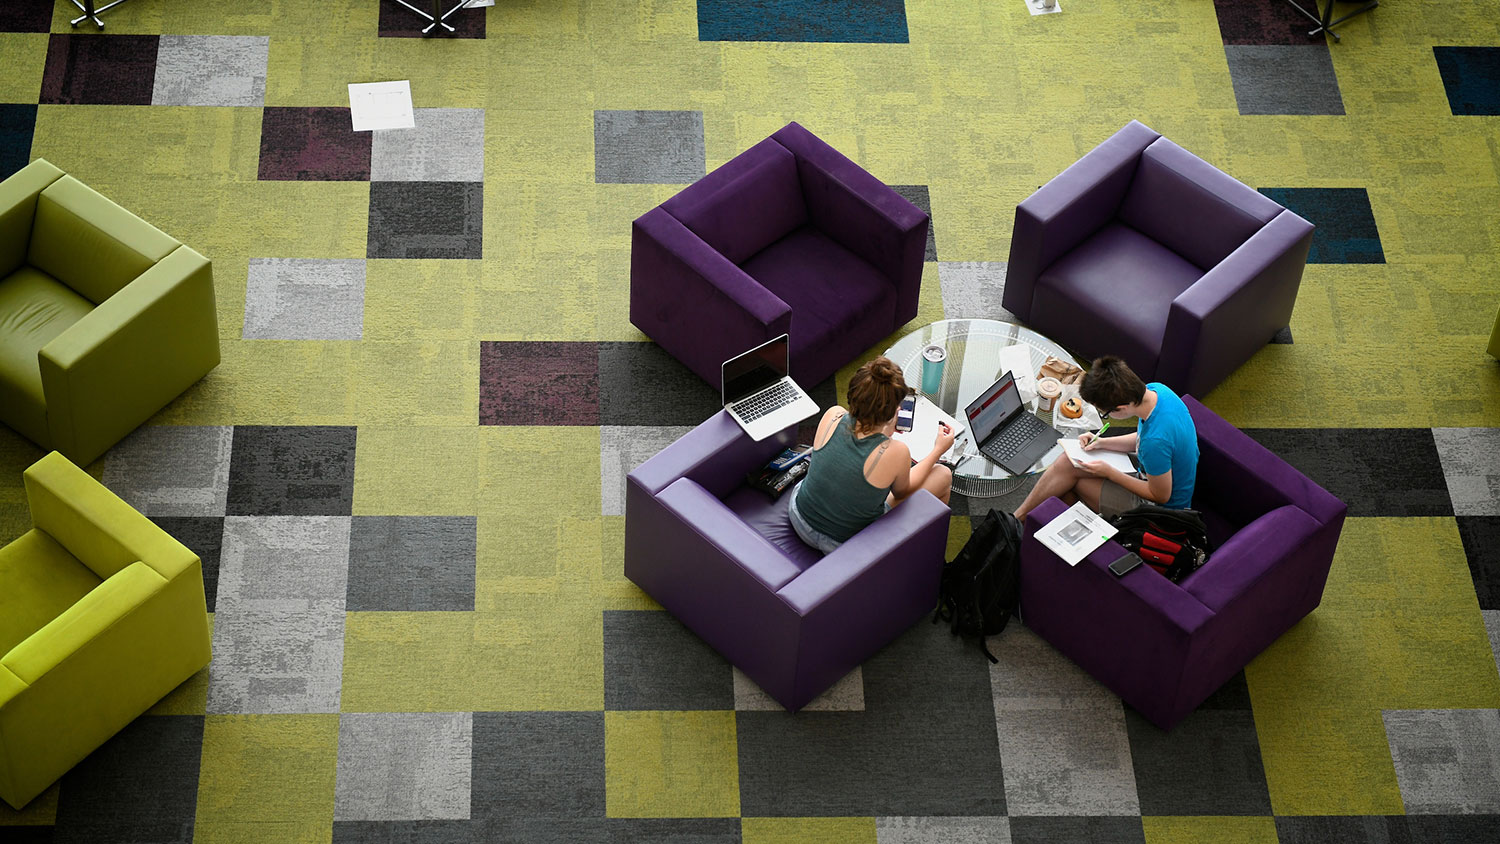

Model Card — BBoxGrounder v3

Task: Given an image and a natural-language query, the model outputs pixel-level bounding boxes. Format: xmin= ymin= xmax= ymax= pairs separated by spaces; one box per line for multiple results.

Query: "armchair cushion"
xmin=722 ymin=486 xmax=823 ymax=572
xmin=28 ymin=176 xmax=179 ymax=305
xmin=0 ymin=267 xmax=93 ymax=444
xmin=662 ymin=139 xmax=807 ymax=264
xmin=1117 ymin=141 xmax=1283 ymax=272
xmin=0 ymin=530 xmax=102 ymax=657
xmin=1031 ymin=222 xmax=1201 ymax=375
xmin=741 ymin=226 xmax=898 ymax=378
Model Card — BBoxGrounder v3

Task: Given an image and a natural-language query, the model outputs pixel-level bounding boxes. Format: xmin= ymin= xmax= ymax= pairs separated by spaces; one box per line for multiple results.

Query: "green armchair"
xmin=0 ymin=451 xmax=212 ymax=810
xmin=0 ymin=158 xmax=219 ymax=467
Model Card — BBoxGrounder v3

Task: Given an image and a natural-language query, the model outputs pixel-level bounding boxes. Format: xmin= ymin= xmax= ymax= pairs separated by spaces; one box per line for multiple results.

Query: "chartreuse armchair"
xmin=0 ymin=158 xmax=219 ymax=467
xmin=0 ymin=451 xmax=212 ymax=810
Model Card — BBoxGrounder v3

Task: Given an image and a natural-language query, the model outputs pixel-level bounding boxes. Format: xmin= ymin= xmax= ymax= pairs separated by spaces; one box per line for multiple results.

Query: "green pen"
xmin=1088 ymin=420 xmax=1110 ymax=450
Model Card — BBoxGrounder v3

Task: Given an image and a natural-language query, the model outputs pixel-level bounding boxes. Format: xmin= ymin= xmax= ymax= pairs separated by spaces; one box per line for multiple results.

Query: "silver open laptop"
xmin=722 ymin=335 xmax=820 ymax=441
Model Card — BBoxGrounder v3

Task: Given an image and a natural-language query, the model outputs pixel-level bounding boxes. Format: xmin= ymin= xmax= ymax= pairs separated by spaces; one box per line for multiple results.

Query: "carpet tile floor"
xmin=1 ymin=0 xmax=1499 ymax=841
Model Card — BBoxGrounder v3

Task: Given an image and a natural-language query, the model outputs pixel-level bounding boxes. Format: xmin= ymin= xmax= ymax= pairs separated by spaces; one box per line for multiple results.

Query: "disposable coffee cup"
xmin=1037 ymin=377 xmax=1062 ymax=412
xmin=920 ymin=344 xmax=946 ymax=395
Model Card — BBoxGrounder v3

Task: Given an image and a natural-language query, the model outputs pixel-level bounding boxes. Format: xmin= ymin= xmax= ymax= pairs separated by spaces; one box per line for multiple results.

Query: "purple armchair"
xmin=1004 ymin=121 xmax=1315 ymax=398
xmin=1019 ymin=396 xmax=1345 ymax=730
xmin=625 ymin=411 xmax=950 ymax=711
xmin=631 ymin=122 xmax=929 ymax=388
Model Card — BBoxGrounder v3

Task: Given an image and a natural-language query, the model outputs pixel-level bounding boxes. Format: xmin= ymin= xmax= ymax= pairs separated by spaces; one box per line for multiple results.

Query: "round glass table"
xmin=886 ymin=319 xmax=1089 ymax=498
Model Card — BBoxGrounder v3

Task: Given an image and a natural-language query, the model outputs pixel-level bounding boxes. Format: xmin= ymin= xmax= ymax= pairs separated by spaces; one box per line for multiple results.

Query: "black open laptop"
xmin=963 ymin=371 xmax=1062 ymax=474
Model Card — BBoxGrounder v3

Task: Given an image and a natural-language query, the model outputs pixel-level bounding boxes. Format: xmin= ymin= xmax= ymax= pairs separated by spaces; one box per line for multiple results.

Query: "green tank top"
xmin=797 ymin=414 xmax=892 ymax=542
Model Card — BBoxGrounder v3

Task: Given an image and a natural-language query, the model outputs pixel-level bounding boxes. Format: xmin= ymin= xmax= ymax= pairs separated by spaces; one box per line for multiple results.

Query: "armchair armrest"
xmin=39 ymin=246 xmax=219 ymax=467
xmin=0 ymin=159 xmax=65 ymax=277
xmin=630 ymin=207 xmax=793 ymax=385
xmin=1003 ymin=121 xmax=1160 ymax=320
xmin=1020 ymin=496 xmax=1215 ymax=727
xmin=771 ymin=122 xmax=929 ymax=323
xmin=23 ymin=451 xmax=199 ymax=582
xmin=1159 ymin=211 xmax=1315 ymax=397
xmin=626 ymin=410 xmax=795 ymax=501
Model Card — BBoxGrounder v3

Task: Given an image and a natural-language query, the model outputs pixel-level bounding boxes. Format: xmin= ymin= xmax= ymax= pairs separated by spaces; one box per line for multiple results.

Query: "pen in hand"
xmin=1085 ymin=420 xmax=1110 ymax=451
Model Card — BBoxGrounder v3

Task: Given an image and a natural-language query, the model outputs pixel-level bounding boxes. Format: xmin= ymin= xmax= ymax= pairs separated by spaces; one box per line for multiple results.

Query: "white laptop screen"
xmin=723 ymin=335 xmax=789 ymax=405
xmin=965 ymin=372 xmax=1022 ymax=443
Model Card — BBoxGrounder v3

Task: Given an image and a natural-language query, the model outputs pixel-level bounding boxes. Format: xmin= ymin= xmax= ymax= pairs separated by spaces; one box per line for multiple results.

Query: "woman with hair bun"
xmin=787 ymin=356 xmax=954 ymax=554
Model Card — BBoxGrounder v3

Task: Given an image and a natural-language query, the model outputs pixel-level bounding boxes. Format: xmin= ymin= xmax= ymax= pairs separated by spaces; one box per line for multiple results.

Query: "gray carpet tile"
xmin=151 ymin=35 xmax=268 ymax=107
xmin=597 ymin=341 xmax=723 ymax=426
xmin=148 ymin=516 xmax=225 ymax=612
xmin=470 ymin=712 xmax=606 ymax=819
xmin=995 ymin=709 xmax=1140 ymax=817
xmin=1274 ymin=815 xmax=1414 ymax=844
xmin=102 ymin=425 xmax=233 ymax=517
xmin=371 ymin=108 xmax=485 ymax=182
xmin=990 ymin=625 xmax=1120 ymax=712
xmin=1487 ymin=611 xmax=1500 ymax=680
xmin=938 ymin=262 xmax=1019 ymax=323
xmin=52 ymin=716 xmax=203 ymax=844
xmin=876 ymin=816 xmax=1011 ymax=844
xmin=1125 ymin=708 xmax=1271 ymax=815
xmin=1383 ymin=709 xmax=1500 ymax=814
xmin=1459 ymin=516 xmax=1500 ymax=610
xmin=1433 ymin=428 xmax=1500 ymax=516
xmin=733 ymin=665 xmax=864 ymax=711
xmin=208 ymin=516 xmax=350 ymax=714
xmin=1240 ymin=428 xmax=1452 ymax=517
xmin=891 ymin=185 xmax=937 ymax=261
xmin=1006 ymin=816 xmax=1145 ymax=844
xmin=227 ymin=426 xmax=358 ymax=516
xmin=1403 ymin=815 xmax=1500 ymax=842
xmin=599 ymin=425 xmax=696 ymax=516
xmin=593 ymin=110 xmax=706 ymax=184
xmin=367 ymin=181 xmax=483 ymax=260
xmin=736 ymin=622 xmax=1005 ymax=817
xmin=1224 ymin=44 xmax=1345 ymax=115
xmin=603 ymin=610 xmax=734 ymax=711
xmin=332 ymin=820 xmax=475 ymax=844
xmin=334 ymin=713 xmax=472 ymax=822
xmin=346 ymin=516 xmax=476 ymax=612
xmin=244 ymin=258 xmax=366 ymax=341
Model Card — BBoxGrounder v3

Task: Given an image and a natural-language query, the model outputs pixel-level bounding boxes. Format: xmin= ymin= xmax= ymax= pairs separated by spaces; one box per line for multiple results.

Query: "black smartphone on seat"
xmin=1109 ymin=552 xmax=1144 ymax=577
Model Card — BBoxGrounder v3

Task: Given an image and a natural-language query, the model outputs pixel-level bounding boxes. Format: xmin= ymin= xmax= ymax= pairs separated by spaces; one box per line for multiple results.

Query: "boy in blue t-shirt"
xmin=1014 ymin=355 xmax=1198 ymax=522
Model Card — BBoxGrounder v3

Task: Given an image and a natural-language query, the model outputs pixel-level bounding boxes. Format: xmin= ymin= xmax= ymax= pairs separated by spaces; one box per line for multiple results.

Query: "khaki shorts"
xmin=1099 ymin=475 xmax=1149 ymax=518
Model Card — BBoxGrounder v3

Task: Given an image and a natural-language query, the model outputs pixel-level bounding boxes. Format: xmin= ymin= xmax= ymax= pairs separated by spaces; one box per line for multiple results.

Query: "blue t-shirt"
xmin=1136 ymin=383 xmax=1198 ymax=509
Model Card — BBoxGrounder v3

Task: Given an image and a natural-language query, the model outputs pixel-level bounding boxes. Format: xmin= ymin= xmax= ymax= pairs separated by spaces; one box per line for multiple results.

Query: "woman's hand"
xmin=930 ymin=421 xmax=956 ymax=458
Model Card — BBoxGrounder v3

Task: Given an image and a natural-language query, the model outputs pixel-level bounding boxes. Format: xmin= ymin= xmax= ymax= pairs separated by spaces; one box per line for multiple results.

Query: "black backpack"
xmin=1107 ymin=504 xmax=1211 ymax=584
xmin=933 ymin=508 xmax=1022 ymax=663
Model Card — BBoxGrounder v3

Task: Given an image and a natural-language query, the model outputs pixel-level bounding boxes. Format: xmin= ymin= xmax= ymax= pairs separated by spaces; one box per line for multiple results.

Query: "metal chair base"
xmin=69 ymin=0 xmax=134 ymax=28
xmin=1283 ymin=0 xmax=1379 ymax=43
xmin=393 ymin=0 xmax=470 ymax=35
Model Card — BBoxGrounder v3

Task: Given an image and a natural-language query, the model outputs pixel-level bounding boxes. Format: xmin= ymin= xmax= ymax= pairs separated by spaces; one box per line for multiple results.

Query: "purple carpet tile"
xmin=0 ymin=3 xmax=52 ymax=32
xmin=479 ymin=341 xmax=600 ymax=426
xmin=41 ymin=34 xmax=159 ymax=106
xmin=258 ymin=107 xmax=372 ymax=181
xmin=1212 ymin=0 xmax=1326 ymax=46
xmin=378 ymin=0 xmax=487 ymax=38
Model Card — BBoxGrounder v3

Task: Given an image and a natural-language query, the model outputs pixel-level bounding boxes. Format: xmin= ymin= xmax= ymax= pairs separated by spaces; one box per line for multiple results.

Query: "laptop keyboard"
xmin=982 ymin=412 xmax=1050 ymax=463
xmin=734 ymin=381 xmax=800 ymax=422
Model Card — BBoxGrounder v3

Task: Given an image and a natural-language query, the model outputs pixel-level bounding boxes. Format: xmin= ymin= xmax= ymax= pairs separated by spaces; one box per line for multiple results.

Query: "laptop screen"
xmin=965 ymin=372 xmax=1022 ymax=443
xmin=723 ymin=335 xmax=789 ymax=405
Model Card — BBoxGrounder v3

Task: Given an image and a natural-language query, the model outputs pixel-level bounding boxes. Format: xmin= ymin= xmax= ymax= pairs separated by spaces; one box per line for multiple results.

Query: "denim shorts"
xmin=787 ymin=482 xmax=890 ymax=555
xmin=787 ymin=483 xmax=844 ymax=554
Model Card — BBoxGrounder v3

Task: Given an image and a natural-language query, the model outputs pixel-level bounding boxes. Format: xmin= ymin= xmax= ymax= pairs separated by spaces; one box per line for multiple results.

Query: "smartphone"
xmin=1109 ymin=552 xmax=1144 ymax=577
xmin=895 ymin=395 xmax=916 ymax=433
xmin=767 ymin=446 xmax=811 ymax=472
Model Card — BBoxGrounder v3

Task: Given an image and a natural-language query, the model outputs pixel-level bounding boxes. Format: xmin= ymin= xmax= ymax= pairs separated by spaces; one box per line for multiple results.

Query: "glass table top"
xmin=885 ymin=319 xmax=1089 ymax=497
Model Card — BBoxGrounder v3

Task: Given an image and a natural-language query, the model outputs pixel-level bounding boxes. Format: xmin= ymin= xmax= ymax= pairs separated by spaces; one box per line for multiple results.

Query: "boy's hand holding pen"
xmin=1081 ymin=420 xmax=1111 ymax=451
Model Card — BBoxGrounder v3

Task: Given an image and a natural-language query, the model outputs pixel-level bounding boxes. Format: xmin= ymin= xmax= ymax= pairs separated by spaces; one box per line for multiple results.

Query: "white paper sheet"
xmin=1035 ymin=501 xmax=1117 ymax=566
xmin=997 ymin=344 xmax=1037 ymax=404
xmin=1059 ymin=439 xmax=1137 ymax=474
xmin=891 ymin=397 xmax=965 ymax=463
xmin=348 ymin=81 xmax=415 ymax=132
